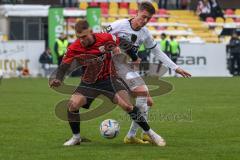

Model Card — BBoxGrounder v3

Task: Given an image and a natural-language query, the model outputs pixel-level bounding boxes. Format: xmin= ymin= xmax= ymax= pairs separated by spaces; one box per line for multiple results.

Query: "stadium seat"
xmin=158 ymin=18 xmax=167 ymax=23
xmin=167 ymin=26 xmax=176 ymax=30
xmin=119 ymin=8 xmax=128 ymax=15
xmin=109 ymin=2 xmax=118 ymax=9
xmin=177 ymin=27 xmax=185 ymax=31
xmin=205 ymin=37 xmax=219 ymax=43
xmin=168 ymin=18 xmax=177 ymax=23
xmin=108 ymin=17 xmax=117 ymax=23
xmin=89 ymin=2 xmax=98 ymax=7
xmin=129 ymin=2 xmax=138 ymax=10
xmin=101 ymin=17 xmax=107 ymax=23
xmin=79 ymin=1 xmax=88 ymax=10
xmin=216 ymin=17 xmax=224 ymax=23
xmin=100 ymin=2 xmax=108 ymax=9
xmin=235 ymin=18 xmax=240 ymax=23
xmin=225 ymin=9 xmax=234 ymax=15
xmin=235 ymin=9 xmax=240 ymax=15
xmin=148 ymin=26 xmax=156 ymax=30
xmin=129 ymin=9 xmax=137 ymax=16
xmin=158 ymin=9 xmax=168 ymax=15
xmin=206 ymin=17 xmax=215 ymax=23
xmin=119 ymin=2 xmax=129 ymax=9
xmin=109 ymin=8 xmax=118 ymax=15
xmin=150 ymin=17 xmax=157 ymax=22
xmin=225 ymin=18 xmax=234 ymax=23
xmin=101 ymin=8 xmax=108 ymax=15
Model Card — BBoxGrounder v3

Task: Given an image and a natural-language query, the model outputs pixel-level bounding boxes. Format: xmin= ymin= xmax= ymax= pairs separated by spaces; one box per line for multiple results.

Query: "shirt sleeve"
xmin=104 ymin=20 xmax=121 ymax=35
xmin=151 ymin=44 xmax=179 ymax=70
xmin=143 ymin=29 xmax=157 ymax=49
xmin=61 ymin=46 xmax=76 ymax=64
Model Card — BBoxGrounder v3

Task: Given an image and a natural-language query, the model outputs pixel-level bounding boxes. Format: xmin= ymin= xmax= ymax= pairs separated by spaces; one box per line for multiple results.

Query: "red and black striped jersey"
xmin=62 ymin=33 xmax=119 ymax=83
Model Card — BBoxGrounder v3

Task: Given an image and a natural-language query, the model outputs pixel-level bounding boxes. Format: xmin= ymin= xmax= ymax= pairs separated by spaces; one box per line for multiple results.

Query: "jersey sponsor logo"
xmin=177 ymin=56 xmax=207 ymax=65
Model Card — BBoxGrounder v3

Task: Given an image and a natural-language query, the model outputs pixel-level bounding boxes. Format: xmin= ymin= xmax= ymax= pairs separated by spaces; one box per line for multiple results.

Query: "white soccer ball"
xmin=100 ymin=119 xmax=120 ymax=139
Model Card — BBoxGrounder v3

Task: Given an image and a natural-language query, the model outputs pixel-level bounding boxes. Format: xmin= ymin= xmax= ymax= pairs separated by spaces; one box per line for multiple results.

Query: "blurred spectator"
xmin=181 ymin=0 xmax=191 ymax=9
xmin=61 ymin=0 xmax=78 ymax=7
xmin=160 ymin=33 xmax=170 ymax=56
xmin=22 ymin=68 xmax=30 ymax=76
xmin=197 ymin=0 xmax=212 ymax=21
xmin=197 ymin=0 xmax=223 ymax=21
xmin=226 ymin=32 xmax=240 ymax=76
xmin=138 ymin=44 xmax=150 ymax=76
xmin=39 ymin=48 xmax=53 ymax=77
xmin=157 ymin=33 xmax=170 ymax=73
xmin=158 ymin=0 xmax=190 ymax=9
xmin=169 ymin=36 xmax=181 ymax=76
xmin=16 ymin=66 xmax=30 ymax=77
xmin=209 ymin=0 xmax=223 ymax=18
xmin=54 ymin=33 xmax=69 ymax=66
xmin=158 ymin=0 xmax=168 ymax=9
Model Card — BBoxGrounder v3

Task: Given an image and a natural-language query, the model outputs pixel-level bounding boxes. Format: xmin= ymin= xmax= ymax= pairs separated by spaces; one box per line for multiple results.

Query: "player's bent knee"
xmin=68 ymin=93 xmax=87 ymax=111
xmin=68 ymin=100 xmax=79 ymax=112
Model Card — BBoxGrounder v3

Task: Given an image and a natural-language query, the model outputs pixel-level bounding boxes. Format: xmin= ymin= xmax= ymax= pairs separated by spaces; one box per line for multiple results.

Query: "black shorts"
xmin=75 ymin=77 xmax=127 ymax=109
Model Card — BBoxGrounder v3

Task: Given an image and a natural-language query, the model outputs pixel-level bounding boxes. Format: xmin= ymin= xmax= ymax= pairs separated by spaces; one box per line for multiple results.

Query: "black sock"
xmin=68 ymin=110 xmax=80 ymax=134
xmin=128 ymin=107 xmax=150 ymax=132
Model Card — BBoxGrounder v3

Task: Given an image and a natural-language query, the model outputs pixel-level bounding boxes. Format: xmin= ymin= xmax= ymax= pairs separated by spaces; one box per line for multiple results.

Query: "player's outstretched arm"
xmin=151 ymin=44 xmax=191 ymax=77
xmin=49 ymin=63 xmax=71 ymax=88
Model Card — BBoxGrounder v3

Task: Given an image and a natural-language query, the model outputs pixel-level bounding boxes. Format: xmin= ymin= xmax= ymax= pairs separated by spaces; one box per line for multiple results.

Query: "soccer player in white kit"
xmin=105 ymin=1 xmax=191 ymax=145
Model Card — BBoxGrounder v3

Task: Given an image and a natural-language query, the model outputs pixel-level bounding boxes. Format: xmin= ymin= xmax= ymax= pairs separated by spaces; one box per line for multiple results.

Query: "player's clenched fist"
xmin=49 ymin=79 xmax=62 ymax=88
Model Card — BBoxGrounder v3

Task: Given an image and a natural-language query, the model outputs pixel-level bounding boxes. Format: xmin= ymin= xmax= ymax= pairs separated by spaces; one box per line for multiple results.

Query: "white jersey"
xmin=106 ymin=18 xmax=179 ymax=70
xmin=106 ymin=19 xmax=157 ymax=50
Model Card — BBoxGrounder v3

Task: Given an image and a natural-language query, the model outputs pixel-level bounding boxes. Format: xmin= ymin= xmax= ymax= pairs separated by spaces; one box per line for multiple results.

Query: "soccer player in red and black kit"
xmin=49 ymin=20 xmax=165 ymax=146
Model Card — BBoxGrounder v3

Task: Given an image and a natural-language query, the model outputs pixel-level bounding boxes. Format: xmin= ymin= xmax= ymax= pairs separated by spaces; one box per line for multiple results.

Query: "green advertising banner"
xmin=48 ymin=8 xmax=64 ymax=64
xmin=87 ymin=7 xmax=101 ymax=33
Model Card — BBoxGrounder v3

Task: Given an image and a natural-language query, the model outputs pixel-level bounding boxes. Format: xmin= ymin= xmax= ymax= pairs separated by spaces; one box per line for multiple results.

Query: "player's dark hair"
xmin=139 ymin=1 xmax=156 ymax=15
xmin=75 ymin=19 xmax=89 ymax=33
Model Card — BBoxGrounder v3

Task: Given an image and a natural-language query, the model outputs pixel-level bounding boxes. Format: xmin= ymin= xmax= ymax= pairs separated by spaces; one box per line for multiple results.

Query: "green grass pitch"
xmin=0 ymin=77 xmax=239 ymax=160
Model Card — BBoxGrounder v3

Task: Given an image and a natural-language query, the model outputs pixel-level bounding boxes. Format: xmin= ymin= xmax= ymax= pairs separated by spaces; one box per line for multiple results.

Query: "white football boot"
xmin=147 ymin=130 xmax=166 ymax=147
xmin=63 ymin=136 xmax=81 ymax=146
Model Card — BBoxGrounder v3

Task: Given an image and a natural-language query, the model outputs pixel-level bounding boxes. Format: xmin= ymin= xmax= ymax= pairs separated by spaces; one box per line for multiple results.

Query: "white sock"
xmin=146 ymin=129 xmax=163 ymax=139
xmin=127 ymin=96 xmax=149 ymax=138
xmin=73 ymin=133 xmax=80 ymax=139
xmin=127 ymin=121 xmax=139 ymax=138
xmin=146 ymin=129 xmax=154 ymax=136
